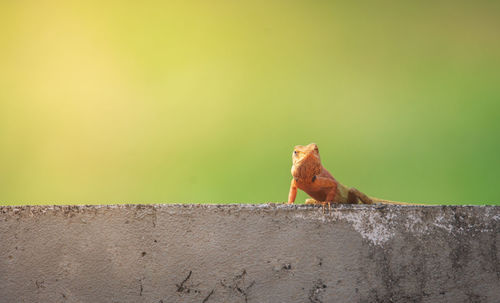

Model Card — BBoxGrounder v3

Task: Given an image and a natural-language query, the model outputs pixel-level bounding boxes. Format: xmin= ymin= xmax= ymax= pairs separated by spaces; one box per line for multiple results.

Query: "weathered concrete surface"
xmin=0 ymin=204 xmax=499 ymax=303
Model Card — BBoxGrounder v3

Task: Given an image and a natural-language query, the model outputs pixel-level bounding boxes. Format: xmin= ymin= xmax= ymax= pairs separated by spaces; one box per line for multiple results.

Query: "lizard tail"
xmin=348 ymin=187 xmax=421 ymax=205
xmin=369 ymin=197 xmax=421 ymax=205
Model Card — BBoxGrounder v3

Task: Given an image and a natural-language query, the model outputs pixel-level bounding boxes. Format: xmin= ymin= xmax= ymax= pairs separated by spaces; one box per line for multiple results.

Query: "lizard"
xmin=287 ymin=143 xmax=414 ymax=206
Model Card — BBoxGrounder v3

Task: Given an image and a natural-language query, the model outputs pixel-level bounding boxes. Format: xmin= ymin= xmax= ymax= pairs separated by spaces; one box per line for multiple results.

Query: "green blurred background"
xmin=1 ymin=1 xmax=499 ymax=205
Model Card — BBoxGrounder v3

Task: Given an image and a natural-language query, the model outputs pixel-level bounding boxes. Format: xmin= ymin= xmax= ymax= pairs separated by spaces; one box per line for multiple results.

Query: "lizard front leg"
xmin=303 ymin=176 xmax=338 ymax=203
xmin=321 ymin=176 xmax=337 ymax=212
xmin=315 ymin=176 xmax=338 ymax=203
xmin=288 ymin=179 xmax=298 ymax=204
xmin=305 ymin=176 xmax=338 ymax=212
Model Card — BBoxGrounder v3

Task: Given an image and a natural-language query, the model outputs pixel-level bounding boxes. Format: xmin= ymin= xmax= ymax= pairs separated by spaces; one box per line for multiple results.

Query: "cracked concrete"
xmin=0 ymin=204 xmax=499 ymax=302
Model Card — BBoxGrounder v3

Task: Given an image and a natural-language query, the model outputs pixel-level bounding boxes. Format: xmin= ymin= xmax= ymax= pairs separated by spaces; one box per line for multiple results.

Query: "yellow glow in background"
xmin=1 ymin=1 xmax=499 ymax=204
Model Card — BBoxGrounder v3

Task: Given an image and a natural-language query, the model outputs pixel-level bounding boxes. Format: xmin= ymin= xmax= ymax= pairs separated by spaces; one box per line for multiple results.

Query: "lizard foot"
xmin=305 ymin=199 xmax=319 ymax=205
xmin=305 ymin=199 xmax=332 ymax=214
xmin=321 ymin=202 xmax=332 ymax=214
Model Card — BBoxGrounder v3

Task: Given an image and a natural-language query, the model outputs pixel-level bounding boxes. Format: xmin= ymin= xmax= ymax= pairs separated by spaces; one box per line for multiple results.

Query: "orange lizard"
xmin=287 ymin=143 xmax=412 ymax=206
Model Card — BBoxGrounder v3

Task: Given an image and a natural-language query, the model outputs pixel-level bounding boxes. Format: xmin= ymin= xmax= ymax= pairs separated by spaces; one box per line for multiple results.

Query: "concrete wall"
xmin=0 ymin=204 xmax=499 ymax=303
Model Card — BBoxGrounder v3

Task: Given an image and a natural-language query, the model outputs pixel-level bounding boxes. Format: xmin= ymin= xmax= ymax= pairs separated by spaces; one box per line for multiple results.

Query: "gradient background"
xmin=1 ymin=1 xmax=499 ymax=205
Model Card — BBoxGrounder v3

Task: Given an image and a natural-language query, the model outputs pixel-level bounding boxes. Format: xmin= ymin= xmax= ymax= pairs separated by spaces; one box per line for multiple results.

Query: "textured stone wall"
xmin=0 ymin=204 xmax=499 ymax=303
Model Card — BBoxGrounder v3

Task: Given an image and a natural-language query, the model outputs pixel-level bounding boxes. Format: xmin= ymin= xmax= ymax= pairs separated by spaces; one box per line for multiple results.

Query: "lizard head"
xmin=291 ymin=143 xmax=322 ymax=180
